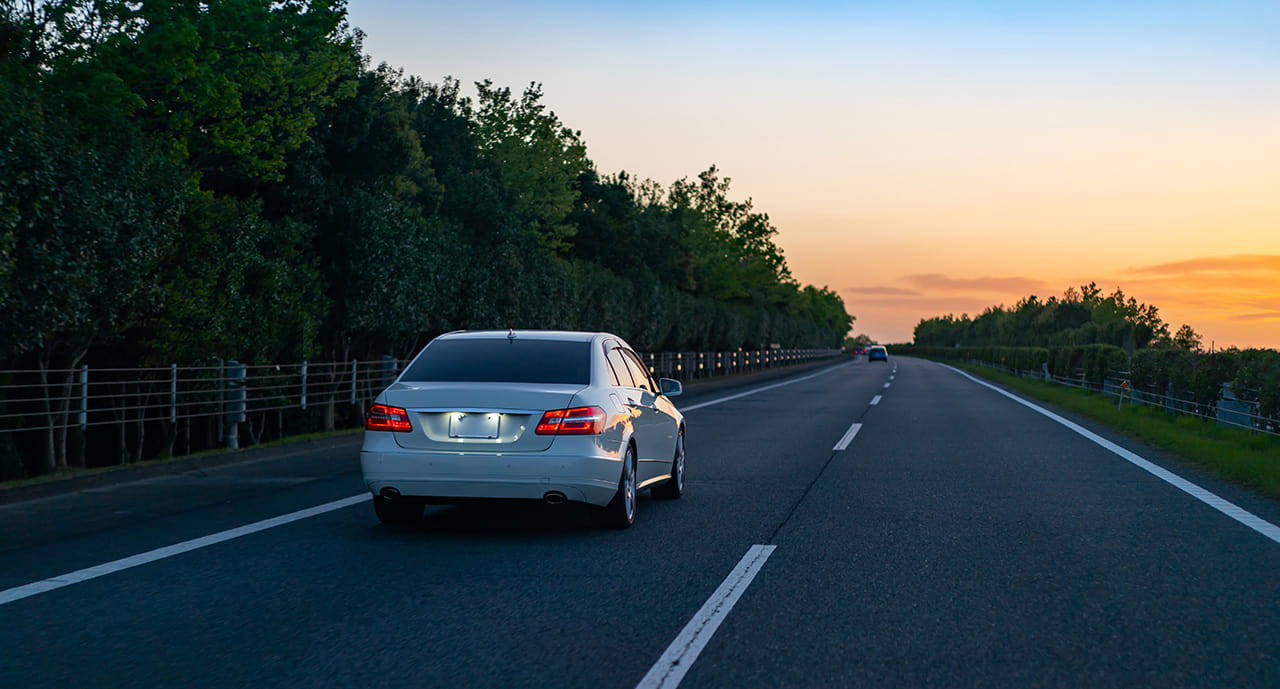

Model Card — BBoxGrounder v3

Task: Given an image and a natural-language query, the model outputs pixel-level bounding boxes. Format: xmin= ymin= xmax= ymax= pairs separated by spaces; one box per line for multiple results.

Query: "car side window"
xmin=600 ymin=341 xmax=623 ymax=387
xmin=606 ymin=347 xmax=636 ymax=388
xmin=621 ymin=349 xmax=656 ymax=392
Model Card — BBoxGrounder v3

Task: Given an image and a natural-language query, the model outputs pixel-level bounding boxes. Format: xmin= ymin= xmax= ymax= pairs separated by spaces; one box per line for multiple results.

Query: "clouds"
xmin=842 ymin=286 xmax=921 ymax=296
xmin=901 ymin=273 xmax=1051 ymax=294
xmin=1116 ymin=254 xmax=1280 ymax=297
xmin=1232 ymin=311 xmax=1280 ymax=323
xmin=843 ymin=273 xmax=1051 ymax=301
xmin=1111 ymin=255 xmax=1280 ymax=326
xmin=1128 ymin=254 xmax=1280 ymax=276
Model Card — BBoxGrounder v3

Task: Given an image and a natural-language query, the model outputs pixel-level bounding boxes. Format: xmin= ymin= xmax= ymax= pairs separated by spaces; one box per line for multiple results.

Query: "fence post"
xmin=223 ymin=360 xmax=247 ymax=449
xmin=300 ymin=360 xmax=308 ymax=410
xmin=170 ymin=363 xmax=177 ymax=424
xmin=350 ymin=359 xmax=357 ymax=405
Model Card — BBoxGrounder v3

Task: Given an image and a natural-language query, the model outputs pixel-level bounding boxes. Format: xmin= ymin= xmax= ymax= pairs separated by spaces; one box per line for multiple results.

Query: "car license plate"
xmin=448 ymin=412 xmax=500 ymax=439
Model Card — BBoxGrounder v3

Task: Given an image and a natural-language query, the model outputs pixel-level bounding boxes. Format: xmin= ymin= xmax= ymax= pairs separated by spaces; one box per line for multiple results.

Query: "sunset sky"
xmin=345 ymin=1 xmax=1280 ymax=349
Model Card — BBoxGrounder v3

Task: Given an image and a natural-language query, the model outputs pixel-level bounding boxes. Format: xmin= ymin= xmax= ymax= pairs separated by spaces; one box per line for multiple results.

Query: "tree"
xmin=0 ymin=65 xmax=186 ymax=470
xmin=89 ymin=0 xmax=356 ymax=188
xmin=669 ymin=166 xmax=793 ymax=304
xmin=470 ymin=80 xmax=590 ymax=251
xmin=845 ymin=334 xmax=875 ymax=349
xmin=912 ymin=283 xmax=1179 ymax=350
xmin=1172 ymin=324 xmax=1203 ymax=352
xmin=567 ymin=170 xmax=692 ymax=289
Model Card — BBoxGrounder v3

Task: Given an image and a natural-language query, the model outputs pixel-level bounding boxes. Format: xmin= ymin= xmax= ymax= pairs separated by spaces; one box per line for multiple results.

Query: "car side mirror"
xmin=659 ymin=378 xmax=682 ymax=398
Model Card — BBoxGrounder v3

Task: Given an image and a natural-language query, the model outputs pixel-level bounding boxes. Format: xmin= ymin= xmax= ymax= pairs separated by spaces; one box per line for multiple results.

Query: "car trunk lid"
xmin=383 ymin=382 xmax=583 ymax=452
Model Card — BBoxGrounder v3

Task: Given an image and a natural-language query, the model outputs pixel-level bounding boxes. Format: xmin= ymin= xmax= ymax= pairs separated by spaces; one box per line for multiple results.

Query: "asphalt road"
xmin=3 ymin=356 xmax=1280 ymax=688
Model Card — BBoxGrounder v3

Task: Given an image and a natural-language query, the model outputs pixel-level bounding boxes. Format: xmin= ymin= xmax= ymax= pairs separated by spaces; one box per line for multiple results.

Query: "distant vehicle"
xmin=867 ymin=345 xmax=889 ymax=362
xmin=360 ymin=330 xmax=686 ymax=529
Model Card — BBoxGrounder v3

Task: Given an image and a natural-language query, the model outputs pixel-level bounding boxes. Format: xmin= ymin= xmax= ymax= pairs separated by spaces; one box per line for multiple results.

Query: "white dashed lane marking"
xmin=833 ymin=423 xmax=863 ymax=451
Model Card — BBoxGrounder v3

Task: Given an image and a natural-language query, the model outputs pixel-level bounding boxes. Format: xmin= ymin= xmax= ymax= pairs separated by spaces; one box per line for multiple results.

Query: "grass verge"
xmin=0 ymin=428 xmax=360 ymax=492
xmin=950 ymin=362 xmax=1280 ymax=500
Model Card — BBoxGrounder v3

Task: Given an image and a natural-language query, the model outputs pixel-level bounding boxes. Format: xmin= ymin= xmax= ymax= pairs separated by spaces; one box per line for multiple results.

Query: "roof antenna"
xmin=507 ymin=328 xmax=517 ymax=343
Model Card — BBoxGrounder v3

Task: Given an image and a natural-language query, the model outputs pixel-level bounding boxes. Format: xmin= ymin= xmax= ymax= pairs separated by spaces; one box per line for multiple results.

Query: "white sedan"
xmin=360 ymin=330 xmax=686 ymax=529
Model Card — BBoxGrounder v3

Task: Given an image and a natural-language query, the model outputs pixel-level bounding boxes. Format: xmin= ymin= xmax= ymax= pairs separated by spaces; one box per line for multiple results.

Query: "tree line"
xmin=906 ymin=283 xmax=1279 ymax=426
xmin=912 ymin=283 xmax=1201 ymax=351
xmin=0 ymin=0 xmax=853 ymax=379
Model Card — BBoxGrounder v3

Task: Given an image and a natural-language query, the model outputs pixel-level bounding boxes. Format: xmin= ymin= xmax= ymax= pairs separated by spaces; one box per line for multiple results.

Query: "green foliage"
xmin=669 ymin=166 xmax=794 ymax=305
xmin=914 ymin=282 xmax=1174 ymax=350
xmin=147 ymin=193 xmax=326 ymax=364
xmin=469 ymin=80 xmax=590 ymax=252
xmin=1233 ymin=349 xmax=1280 ymax=418
xmin=844 ymin=333 xmax=875 ymax=349
xmin=100 ymin=0 xmax=354 ymax=185
xmin=0 ymin=0 xmax=855 ymax=477
xmin=1172 ymin=324 xmax=1203 ymax=352
xmin=0 ymin=69 xmax=185 ymax=361
xmin=905 ymin=343 xmax=1280 ymax=431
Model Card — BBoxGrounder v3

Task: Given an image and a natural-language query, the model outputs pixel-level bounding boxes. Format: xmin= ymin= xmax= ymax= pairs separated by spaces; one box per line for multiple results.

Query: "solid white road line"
xmin=0 ymin=494 xmax=370 ymax=607
xmin=636 ymin=545 xmax=777 ymax=689
xmin=870 ymin=395 xmax=882 ymax=406
xmin=833 ymin=423 xmax=863 ymax=451
xmin=681 ymin=363 xmax=850 ymax=412
xmin=943 ymin=364 xmax=1280 ymax=546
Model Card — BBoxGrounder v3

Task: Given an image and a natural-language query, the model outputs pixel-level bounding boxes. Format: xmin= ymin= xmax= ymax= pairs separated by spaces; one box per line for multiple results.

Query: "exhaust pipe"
xmin=543 ymin=491 xmax=567 ymax=505
xmin=379 ymin=487 xmax=401 ymax=499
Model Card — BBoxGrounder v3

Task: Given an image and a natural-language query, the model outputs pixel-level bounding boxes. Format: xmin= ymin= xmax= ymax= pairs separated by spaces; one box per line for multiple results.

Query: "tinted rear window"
xmin=400 ymin=339 xmax=591 ymax=384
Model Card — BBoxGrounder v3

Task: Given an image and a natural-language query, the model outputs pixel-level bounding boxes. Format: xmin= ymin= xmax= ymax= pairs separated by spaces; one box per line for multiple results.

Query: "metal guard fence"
xmin=0 ymin=349 xmax=840 ymax=437
xmin=955 ymin=358 xmax=1279 ymax=438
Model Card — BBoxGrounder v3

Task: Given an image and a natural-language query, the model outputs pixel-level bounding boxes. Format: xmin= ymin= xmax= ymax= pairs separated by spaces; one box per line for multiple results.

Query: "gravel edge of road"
xmin=0 ymin=356 xmax=851 ymax=506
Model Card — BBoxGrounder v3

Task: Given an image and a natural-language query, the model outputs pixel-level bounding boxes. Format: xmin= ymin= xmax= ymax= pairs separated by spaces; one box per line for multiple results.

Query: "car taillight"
xmin=535 ymin=406 xmax=605 ymax=435
xmin=366 ymin=404 xmax=412 ymax=432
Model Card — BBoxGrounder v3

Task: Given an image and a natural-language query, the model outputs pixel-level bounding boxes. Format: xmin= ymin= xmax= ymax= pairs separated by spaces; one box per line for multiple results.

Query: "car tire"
xmin=651 ymin=430 xmax=684 ymax=499
xmin=596 ymin=445 xmax=637 ymax=529
xmin=373 ymin=495 xmax=423 ymax=525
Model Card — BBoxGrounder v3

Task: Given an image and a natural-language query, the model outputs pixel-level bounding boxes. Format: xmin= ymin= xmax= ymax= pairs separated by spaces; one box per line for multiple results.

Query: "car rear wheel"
xmin=596 ymin=445 xmax=636 ymax=529
xmin=651 ymin=430 xmax=684 ymax=499
xmin=373 ymin=495 xmax=423 ymax=525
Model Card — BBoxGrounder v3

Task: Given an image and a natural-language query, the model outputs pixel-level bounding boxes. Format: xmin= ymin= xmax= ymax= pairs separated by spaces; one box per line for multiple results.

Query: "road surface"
xmin=3 ymin=356 xmax=1279 ymax=688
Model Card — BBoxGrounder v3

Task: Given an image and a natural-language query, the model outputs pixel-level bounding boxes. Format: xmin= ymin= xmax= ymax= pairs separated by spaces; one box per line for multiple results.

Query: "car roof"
xmin=435 ymin=330 xmax=612 ymax=343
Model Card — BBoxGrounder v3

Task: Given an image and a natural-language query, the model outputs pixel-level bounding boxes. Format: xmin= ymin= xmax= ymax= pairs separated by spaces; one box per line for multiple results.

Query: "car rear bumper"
xmin=360 ymin=449 xmax=622 ymax=506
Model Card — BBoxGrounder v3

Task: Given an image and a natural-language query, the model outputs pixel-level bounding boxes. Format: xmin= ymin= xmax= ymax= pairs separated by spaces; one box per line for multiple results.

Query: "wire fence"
xmin=0 ymin=348 xmax=840 ymax=479
xmin=0 ymin=359 xmax=400 ymax=436
xmin=955 ymin=358 xmax=1279 ymax=438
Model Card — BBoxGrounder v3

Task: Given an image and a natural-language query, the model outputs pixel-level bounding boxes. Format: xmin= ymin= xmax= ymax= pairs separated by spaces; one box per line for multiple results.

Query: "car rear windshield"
xmin=399 ymin=339 xmax=591 ymax=385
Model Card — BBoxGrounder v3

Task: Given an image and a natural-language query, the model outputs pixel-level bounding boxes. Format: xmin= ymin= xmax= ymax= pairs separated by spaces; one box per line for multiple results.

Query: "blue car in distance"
xmin=867 ymin=345 xmax=889 ymax=362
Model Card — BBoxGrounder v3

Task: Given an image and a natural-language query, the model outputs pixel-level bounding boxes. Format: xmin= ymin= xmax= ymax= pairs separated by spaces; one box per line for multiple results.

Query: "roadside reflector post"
xmin=169 ymin=364 xmax=177 ymax=424
xmin=79 ymin=365 xmax=88 ymax=432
